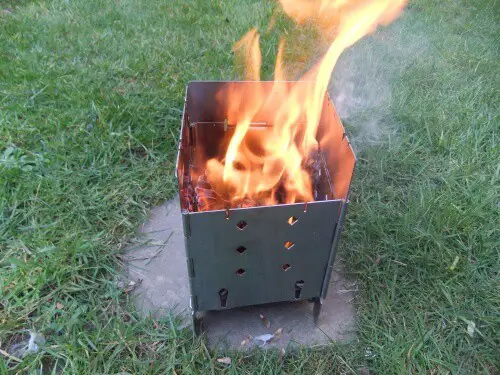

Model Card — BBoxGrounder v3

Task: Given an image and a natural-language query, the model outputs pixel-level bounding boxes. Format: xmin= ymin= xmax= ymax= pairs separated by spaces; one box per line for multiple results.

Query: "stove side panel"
xmin=184 ymin=200 xmax=341 ymax=311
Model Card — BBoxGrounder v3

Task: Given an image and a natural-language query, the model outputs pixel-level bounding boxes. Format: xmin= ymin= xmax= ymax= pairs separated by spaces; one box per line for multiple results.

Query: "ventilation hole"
xmin=282 ymin=264 xmax=291 ymax=271
xmin=287 ymin=216 xmax=298 ymax=226
xmin=295 ymin=280 xmax=305 ymax=299
xmin=236 ymin=246 xmax=247 ymax=254
xmin=236 ymin=268 xmax=246 ymax=276
xmin=219 ymin=288 xmax=228 ymax=308
xmin=284 ymin=241 xmax=294 ymax=250
xmin=236 ymin=220 xmax=247 ymax=230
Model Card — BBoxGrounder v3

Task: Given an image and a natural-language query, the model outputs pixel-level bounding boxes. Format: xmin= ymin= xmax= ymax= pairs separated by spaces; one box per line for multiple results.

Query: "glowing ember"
xmin=201 ymin=0 xmax=407 ymax=210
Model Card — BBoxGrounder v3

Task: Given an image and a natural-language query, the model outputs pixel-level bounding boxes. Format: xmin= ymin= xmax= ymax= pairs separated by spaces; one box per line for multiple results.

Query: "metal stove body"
xmin=175 ymin=81 xmax=356 ymax=332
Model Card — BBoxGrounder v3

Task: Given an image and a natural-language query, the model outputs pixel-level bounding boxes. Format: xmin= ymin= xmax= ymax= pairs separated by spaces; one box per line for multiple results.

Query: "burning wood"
xmin=186 ymin=150 xmax=330 ymax=212
xmin=305 ymin=150 xmax=324 ymax=200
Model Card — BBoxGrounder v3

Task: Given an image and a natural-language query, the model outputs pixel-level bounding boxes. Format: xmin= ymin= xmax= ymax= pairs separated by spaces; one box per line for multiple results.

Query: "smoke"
xmin=329 ymin=12 xmax=429 ymax=151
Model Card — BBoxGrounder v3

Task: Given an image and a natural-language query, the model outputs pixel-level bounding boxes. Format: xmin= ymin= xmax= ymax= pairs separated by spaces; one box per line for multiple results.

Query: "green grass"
xmin=1 ymin=0 xmax=498 ymax=373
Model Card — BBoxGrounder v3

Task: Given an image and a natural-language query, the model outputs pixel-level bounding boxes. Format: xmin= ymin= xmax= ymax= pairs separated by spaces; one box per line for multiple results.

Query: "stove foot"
xmin=313 ymin=298 xmax=322 ymax=326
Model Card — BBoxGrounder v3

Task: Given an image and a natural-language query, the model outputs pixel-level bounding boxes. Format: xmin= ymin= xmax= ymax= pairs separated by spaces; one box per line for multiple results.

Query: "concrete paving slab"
xmin=125 ymin=198 xmax=356 ymax=349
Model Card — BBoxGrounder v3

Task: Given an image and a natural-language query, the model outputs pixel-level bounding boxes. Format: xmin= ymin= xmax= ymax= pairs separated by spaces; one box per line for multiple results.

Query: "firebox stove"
xmin=175 ymin=81 xmax=356 ymax=333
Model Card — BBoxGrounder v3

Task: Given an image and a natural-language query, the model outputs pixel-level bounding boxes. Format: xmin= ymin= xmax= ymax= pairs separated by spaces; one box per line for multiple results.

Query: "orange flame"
xmin=205 ymin=0 xmax=406 ymax=208
xmin=233 ymin=28 xmax=262 ymax=81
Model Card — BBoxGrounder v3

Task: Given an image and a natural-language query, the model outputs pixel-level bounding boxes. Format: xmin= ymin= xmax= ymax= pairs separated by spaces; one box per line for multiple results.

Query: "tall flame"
xmin=204 ymin=0 xmax=406 ymax=209
xmin=233 ymin=28 xmax=262 ymax=81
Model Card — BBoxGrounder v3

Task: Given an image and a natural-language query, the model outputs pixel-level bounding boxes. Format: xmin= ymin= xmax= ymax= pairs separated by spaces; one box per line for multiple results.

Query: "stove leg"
xmin=313 ymin=298 xmax=322 ymax=326
xmin=192 ymin=311 xmax=204 ymax=336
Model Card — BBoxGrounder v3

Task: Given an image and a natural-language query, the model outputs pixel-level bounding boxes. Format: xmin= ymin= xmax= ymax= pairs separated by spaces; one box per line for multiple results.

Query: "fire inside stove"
xmin=177 ymin=82 xmax=354 ymax=213
xmin=183 ymin=125 xmax=332 ymax=212
xmin=175 ymin=0 xmax=406 ymax=213
xmin=183 ymin=127 xmax=334 ymax=213
xmin=191 ymin=139 xmax=331 ymax=212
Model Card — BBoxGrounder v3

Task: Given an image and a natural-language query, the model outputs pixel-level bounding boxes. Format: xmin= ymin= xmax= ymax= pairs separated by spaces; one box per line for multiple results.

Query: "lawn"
xmin=0 ymin=0 xmax=498 ymax=373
